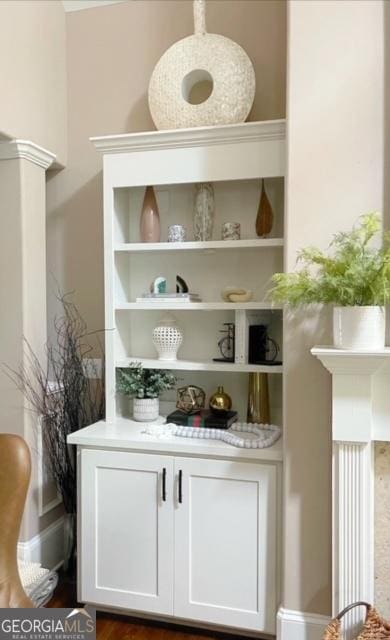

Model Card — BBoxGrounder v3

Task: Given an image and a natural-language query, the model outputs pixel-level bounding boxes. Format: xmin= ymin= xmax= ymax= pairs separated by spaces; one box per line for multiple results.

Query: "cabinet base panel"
xmin=82 ymin=601 xmax=275 ymax=639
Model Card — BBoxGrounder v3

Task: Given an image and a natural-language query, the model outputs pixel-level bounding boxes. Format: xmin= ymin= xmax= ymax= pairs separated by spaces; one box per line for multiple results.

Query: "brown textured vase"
xmin=255 ymin=179 xmax=274 ymax=238
xmin=247 ymin=372 xmax=270 ymax=424
xmin=140 ymin=186 xmax=161 ymax=242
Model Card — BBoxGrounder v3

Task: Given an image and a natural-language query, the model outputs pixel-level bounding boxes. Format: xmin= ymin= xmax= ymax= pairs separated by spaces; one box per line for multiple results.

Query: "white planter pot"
xmin=333 ymin=306 xmax=385 ymax=350
xmin=133 ymin=397 xmax=159 ymax=422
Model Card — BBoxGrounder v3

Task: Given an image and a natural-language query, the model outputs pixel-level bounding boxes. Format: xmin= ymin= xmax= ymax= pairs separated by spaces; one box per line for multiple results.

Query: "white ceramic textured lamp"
xmin=148 ymin=0 xmax=255 ymax=130
xmin=153 ymin=313 xmax=183 ymax=361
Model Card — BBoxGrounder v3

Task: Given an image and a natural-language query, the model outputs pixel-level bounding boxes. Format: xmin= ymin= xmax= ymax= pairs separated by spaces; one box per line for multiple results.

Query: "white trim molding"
xmin=0 ymin=139 xmax=56 ymax=169
xmin=62 ymin=0 xmax=126 ymax=12
xmin=277 ymin=607 xmax=330 ymax=640
xmin=312 ymin=346 xmax=390 ymax=636
xmin=91 ymin=119 xmax=286 ymax=155
xmin=18 ymin=517 xmax=64 ymax=571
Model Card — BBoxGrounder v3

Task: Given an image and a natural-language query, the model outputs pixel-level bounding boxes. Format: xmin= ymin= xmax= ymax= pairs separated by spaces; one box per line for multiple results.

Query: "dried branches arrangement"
xmin=5 ymin=293 xmax=105 ymax=568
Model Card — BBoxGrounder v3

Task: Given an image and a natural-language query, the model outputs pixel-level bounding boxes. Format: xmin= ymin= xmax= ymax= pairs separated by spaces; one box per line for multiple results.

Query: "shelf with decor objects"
xmin=114 ymin=237 xmax=284 ymax=253
xmin=95 ymin=119 xmax=286 ymax=425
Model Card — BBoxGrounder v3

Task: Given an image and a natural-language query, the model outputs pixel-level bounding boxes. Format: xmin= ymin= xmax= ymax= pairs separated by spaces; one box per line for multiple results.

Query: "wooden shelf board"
xmin=115 ymin=302 xmax=282 ymax=311
xmin=114 ymin=238 xmax=284 ymax=253
xmin=115 ymin=357 xmax=283 ymax=374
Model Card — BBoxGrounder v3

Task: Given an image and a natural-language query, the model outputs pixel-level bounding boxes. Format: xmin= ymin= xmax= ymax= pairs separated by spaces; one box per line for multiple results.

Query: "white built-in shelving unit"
xmin=92 ymin=119 xmax=285 ymax=423
xmin=69 ymin=121 xmax=286 ymax=636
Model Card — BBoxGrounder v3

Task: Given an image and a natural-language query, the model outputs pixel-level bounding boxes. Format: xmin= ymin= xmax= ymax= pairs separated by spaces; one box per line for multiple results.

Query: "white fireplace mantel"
xmin=312 ymin=346 xmax=390 ymax=636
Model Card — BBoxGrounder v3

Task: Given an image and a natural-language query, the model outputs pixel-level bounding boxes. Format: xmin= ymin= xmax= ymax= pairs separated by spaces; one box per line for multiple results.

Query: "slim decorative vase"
xmin=140 ymin=185 xmax=160 ymax=242
xmin=247 ymin=372 xmax=270 ymax=424
xmin=193 ymin=182 xmax=215 ymax=240
xmin=255 ymin=179 xmax=274 ymax=238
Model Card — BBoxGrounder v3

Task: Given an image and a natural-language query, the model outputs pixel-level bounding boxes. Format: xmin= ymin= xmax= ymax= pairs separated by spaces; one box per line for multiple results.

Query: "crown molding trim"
xmin=91 ymin=119 xmax=286 ymax=155
xmin=0 ymin=140 xmax=56 ymax=170
xmin=62 ymin=0 xmax=126 ymax=12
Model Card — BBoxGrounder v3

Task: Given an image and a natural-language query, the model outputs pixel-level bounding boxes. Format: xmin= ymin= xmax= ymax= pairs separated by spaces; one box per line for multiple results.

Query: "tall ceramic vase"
xmin=247 ymin=372 xmax=270 ymax=424
xmin=193 ymin=182 xmax=215 ymax=241
xmin=140 ymin=185 xmax=160 ymax=242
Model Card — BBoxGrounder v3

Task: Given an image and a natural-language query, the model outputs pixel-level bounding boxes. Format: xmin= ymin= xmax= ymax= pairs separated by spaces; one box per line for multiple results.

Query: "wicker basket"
xmin=323 ymin=602 xmax=390 ymax=639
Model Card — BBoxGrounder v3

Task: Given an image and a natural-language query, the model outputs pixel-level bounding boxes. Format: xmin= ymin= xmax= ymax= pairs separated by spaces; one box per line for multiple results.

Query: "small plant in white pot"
xmin=117 ymin=363 xmax=177 ymax=422
xmin=270 ymin=213 xmax=390 ymax=350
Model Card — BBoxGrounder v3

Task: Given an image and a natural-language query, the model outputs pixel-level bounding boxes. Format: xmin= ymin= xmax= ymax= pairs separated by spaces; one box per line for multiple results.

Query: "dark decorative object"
xmin=209 ymin=386 xmax=232 ymax=413
xmin=5 ymin=294 xmax=105 ymax=573
xmin=247 ymin=372 xmax=270 ymax=424
xmin=168 ymin=409 xmax=238 ymax=429
xmin=248 ymin=325 xmax=280 ymax=364
xmin=176 ymin=385 xmax=205 ymax=414
xmin=213 ymin=322 xmax=235 ymax=362
xmin=176 ymin=274 xmax=189 ymax=293
xmin=255 ymin=179 xmax=274 ymax=238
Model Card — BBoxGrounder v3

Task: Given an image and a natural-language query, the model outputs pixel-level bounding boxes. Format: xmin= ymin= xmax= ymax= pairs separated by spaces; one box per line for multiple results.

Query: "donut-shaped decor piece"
xmin=148 ymin=0 xmax=256 ymax=130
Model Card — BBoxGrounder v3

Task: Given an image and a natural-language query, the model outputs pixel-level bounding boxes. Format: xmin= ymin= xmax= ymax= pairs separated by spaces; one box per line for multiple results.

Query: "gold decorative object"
xmin=247 ymin=373 xmax=270 ymax=424
xmin=176 ymin=385 xmax=205 ymax=414
xmin=255 ymin=179 xmax=274 ymax=238
xmin=221 ymin=287 xmax=253 ymax=303
xmin=209 ymin=386 xmax=232 ymax=413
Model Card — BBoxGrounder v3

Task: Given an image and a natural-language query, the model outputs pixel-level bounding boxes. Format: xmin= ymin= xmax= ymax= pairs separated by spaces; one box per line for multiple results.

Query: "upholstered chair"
xmin=0 ymin=434 xmax=34 ymax=607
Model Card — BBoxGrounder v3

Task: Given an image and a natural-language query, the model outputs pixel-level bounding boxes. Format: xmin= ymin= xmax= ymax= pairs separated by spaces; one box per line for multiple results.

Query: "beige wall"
xmin=375 ymin=444 xmax=390 ymax=617
xmin=0 ymin=1 xmax=66 ymax=543
xmin=0 ymin=156 xmax=63 ymax=541
xmin=0 ymin=0 xmax=67 ymax=164
xmin=46 ymin=0 xmax=286 ymax=336
xmin=285 ymin=0 xmax=384 ymax=616
xmin=375 ymin=0 xmax=390 ymax=616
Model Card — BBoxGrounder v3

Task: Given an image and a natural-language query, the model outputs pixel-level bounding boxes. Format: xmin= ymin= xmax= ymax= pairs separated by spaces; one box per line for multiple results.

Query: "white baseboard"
xmin=18 ymin=517 xmax=64 ymax=571
xmin=277 ymin=607 xmax=330 ymax=640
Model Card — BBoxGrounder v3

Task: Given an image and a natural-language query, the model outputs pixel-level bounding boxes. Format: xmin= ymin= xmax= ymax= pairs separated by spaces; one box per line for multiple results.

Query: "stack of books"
xmin=167 ymin=409 xmax=238 ymax=429
xmin=136 ymin=293 xmax=202 ymax=303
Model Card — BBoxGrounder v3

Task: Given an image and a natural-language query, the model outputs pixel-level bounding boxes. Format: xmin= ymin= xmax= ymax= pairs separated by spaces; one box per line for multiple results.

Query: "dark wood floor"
xmin=48 ymin=575 xmax=245 ymax=640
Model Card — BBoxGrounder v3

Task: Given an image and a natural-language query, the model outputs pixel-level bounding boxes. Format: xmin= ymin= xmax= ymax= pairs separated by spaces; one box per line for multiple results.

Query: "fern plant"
xmin=117 ymin=362 xmax=177 ymax=399
xmin=270 ymin=213 xmax=390 ymax=307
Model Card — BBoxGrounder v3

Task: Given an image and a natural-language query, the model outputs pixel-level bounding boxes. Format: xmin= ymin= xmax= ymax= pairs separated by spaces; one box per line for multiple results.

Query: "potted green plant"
xmin=269 ymin=212 xmax=390 ymax=350
xmin=117 ymin=363 xmax=177 ymax=421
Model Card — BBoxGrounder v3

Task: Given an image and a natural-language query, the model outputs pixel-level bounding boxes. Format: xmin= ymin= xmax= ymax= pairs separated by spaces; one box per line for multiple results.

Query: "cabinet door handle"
xmin=162 ymin=467 xmax=167 ymax=502
xmin=178 ymin=469 xmax=183 ymax=504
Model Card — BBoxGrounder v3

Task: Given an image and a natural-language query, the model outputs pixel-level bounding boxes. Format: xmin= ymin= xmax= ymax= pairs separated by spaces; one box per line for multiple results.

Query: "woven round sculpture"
xmin=177 ymin=385 xmax=206 ymax=414
xmin=148 ymin=0 xmax=255 ymax=130
xmin=322 ymin=602 xmax=390 ymax=640
xmin=153 ymin=313 xmax=183 ymax=361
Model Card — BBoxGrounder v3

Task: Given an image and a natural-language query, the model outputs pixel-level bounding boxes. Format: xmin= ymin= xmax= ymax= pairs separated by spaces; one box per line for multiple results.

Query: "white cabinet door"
xmin=80 ymin=449 xmax=174 ymax=615
xmin=174 ymin=458 xmax=277 ymax=633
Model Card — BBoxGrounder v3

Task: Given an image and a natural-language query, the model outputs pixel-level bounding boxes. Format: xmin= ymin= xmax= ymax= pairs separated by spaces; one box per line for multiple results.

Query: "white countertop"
xmin=67 ymin=417 xmax=283 ymax=462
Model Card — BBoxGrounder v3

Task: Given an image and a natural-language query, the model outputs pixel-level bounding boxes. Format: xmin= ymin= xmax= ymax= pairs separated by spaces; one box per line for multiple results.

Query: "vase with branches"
xmin=5 ymin=293 xmax=105 ymax=572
